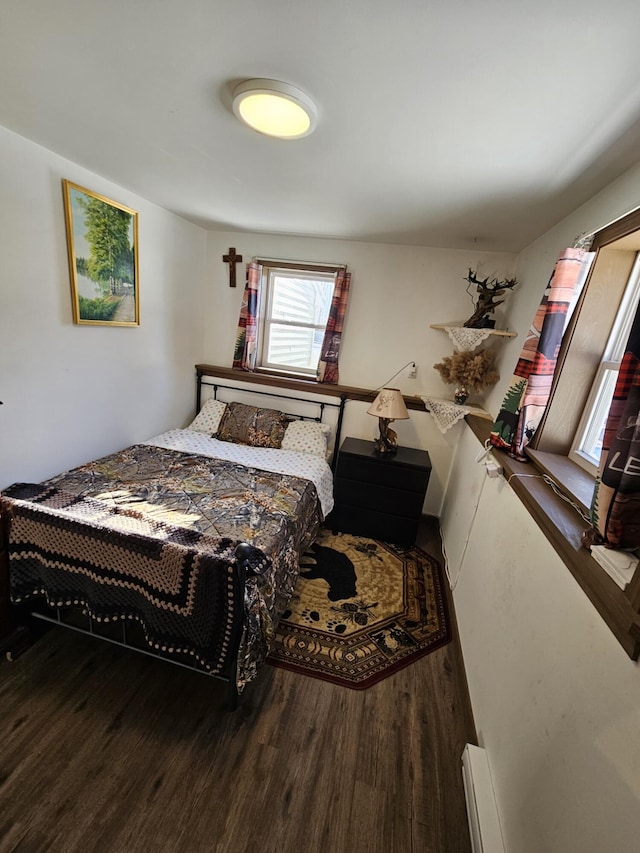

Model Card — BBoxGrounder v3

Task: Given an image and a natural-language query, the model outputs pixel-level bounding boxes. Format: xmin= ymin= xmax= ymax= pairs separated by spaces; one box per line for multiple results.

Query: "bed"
xmin=0 ymin=377 xmax=345 ymax=708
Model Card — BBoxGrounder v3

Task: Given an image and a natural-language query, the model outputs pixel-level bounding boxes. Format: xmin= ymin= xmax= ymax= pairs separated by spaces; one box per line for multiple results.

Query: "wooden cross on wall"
xmin=223 ymin=247 xmax=243 ymax=288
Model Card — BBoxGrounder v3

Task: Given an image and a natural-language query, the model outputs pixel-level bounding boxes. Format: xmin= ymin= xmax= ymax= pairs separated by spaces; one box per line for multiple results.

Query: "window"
xmin=504 ymin=209 xmax=640 ymax=659
xmin=258 ymin=263 xmax=337 ymax=376
xmin=569 ymin=253 xmax=640 ymax=475
xmin=532 ymin=223 xmax=640 ymax=468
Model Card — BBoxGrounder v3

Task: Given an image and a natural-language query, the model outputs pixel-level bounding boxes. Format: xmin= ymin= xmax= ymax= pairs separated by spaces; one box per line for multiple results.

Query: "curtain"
xmin=232 ymin=262 xmax=262 ymax=371
xmin=490 ymin=248 xmax=595 ymax=460
xmin=587 ymin=302 xmax=640 ymax=550
xmin=316 ymin=268 xmax=351 ymax=384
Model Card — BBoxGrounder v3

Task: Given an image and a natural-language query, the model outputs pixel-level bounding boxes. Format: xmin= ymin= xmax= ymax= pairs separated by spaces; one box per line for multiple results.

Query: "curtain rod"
xmin=252 ymin=256 xmax=346 ymax=270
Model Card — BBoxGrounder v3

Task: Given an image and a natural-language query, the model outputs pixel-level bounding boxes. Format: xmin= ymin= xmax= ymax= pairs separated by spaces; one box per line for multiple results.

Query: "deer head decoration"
xmin=463 ymin=269 xmax=518 ymax=329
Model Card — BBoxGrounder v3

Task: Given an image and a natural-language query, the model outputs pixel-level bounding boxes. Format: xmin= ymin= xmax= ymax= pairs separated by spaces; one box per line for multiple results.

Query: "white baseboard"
xmin=462 ymin=744 xmax=505 ymax=853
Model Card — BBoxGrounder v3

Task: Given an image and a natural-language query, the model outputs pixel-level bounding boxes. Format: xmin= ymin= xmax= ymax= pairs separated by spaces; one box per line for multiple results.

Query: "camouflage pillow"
xmin=215 ymin=402 xmax=293 ymax=448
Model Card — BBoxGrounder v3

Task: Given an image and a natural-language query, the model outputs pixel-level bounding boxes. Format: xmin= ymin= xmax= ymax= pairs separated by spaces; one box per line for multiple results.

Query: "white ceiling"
xmin=2 ymin=0 xmax=640 ymax=253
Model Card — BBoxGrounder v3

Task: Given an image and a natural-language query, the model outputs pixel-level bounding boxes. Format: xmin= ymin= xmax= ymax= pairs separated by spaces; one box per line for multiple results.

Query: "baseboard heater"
xmin=462 ymin=744 xmax=505 ymax=853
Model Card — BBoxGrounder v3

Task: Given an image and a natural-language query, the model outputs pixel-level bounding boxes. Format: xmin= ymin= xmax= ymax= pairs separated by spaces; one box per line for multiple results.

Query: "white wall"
xmin=0 ymin=119 xmax=518 ymax=516
xmin=205 ymin=231 xmax=516 ymax=514
xmin=443 ymin=162 xmax=640 ymax=852
xmin=0 ymin=125 xmax=208 ymax=489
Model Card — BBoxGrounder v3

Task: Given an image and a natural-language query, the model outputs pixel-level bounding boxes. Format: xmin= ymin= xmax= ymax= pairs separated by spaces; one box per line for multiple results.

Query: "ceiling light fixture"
xmin=232 ymin=79 xmax=317 ymax=139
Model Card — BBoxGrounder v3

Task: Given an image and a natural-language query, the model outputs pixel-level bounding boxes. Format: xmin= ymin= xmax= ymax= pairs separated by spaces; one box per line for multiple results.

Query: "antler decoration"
xmin=463 ymin=268 xmax=518 ymax=329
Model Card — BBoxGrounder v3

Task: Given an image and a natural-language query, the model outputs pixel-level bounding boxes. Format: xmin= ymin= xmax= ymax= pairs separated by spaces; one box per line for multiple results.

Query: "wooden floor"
xmin=0 ymin=519 xmax=476 ymax=853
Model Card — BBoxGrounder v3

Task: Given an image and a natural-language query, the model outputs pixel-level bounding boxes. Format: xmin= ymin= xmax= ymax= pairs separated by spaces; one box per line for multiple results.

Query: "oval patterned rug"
xmin=267 ymin=529 xmax=451 ymax=689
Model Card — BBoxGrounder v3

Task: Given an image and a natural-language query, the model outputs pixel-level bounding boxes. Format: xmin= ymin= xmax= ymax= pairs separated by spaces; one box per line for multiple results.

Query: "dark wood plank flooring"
xmin=0 ymin=519 xmax=475 ymax=853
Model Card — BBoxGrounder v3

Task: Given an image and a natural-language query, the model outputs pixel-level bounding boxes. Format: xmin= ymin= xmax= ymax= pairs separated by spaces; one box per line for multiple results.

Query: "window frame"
xmin=254 ymin=259 xmax=341 ymax=379
xmin=568 ymin=252 xmax=640 ymax=475
xmin=489 ymin=208 xmax=640 ymax=659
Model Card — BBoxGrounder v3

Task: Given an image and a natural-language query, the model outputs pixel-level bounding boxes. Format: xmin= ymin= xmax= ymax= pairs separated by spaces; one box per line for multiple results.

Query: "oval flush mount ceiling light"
xmin=232 ymin=78 xmax=318 ymax=139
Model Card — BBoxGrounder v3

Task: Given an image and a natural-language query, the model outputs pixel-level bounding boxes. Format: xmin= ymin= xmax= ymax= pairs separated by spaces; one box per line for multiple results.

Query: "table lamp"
xmin=367 ymin=388 xmax=409 ymax=454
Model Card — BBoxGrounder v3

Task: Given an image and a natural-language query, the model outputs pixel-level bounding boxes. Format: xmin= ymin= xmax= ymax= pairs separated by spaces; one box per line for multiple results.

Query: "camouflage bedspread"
xmin=2 ymin=444 xmax=323 ymax=690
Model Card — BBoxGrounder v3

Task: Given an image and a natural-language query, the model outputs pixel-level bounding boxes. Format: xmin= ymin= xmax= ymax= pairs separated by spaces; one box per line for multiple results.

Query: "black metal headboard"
xmin=196 ymin=373 xmax=347 ymax=471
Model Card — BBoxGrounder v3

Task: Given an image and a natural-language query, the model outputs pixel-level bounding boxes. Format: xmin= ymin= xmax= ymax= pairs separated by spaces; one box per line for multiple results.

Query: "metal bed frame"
xmin=6 ymin=371 xmax=347 ymax=710
xmin=196 ymin=373 xmax=347 ymax=471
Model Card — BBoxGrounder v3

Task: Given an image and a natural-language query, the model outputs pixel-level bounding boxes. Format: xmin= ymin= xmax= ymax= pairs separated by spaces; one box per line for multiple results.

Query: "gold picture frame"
xmin=62 ymin=179 xmax=139 ymax=326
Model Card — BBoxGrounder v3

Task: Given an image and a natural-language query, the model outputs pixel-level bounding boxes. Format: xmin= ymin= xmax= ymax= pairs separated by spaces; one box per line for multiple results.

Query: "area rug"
xmin=267 ymin=529 xmax=451 ymax=689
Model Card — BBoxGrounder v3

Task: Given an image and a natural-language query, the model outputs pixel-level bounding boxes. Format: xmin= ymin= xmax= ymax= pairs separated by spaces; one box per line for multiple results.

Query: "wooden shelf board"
xmin=194 ymin=364 xmax=428 ymax=411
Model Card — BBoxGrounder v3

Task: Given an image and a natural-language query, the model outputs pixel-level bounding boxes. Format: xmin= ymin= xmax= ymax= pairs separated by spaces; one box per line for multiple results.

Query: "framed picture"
xmin=62 ymin=179 xmax=139 ymax=326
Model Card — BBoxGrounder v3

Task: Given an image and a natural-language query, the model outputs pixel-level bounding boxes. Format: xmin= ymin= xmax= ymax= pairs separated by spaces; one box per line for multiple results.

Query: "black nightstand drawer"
xmin=331 ymin=505 xmax=419 ymax=545
xmin=337 ymin=454 xmax=429 ymax=493
xmin=334 ymin=478 xmax=425 ymax=516
xmin=332 ymin=437 xmax=432 ymax=546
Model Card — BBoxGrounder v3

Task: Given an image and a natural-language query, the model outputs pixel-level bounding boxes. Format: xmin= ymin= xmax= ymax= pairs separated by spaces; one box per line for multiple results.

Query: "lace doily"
xmin=442 ymin=325 xmax=493 ymax=352
xmin=421 ymin=396 xmax=474 ymax=433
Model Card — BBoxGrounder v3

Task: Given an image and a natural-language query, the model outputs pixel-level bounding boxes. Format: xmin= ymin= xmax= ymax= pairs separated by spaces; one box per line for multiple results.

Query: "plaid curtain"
xmin=232 ymin=262 xmax=262 ymax=371
xmin=490 ymin=248 xmax=595 ymax=460
xmin=317 ymin=268 xmax=351 ymax=384
xmin=588 ymin=301 xmax=640 ymax=549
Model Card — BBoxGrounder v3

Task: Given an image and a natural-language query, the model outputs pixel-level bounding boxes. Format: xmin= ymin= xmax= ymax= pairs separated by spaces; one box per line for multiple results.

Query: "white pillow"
xmin=281 ymin=420 xmax=332 ymax=458
xmin=186 ymin=399 xmax=227 ymax=434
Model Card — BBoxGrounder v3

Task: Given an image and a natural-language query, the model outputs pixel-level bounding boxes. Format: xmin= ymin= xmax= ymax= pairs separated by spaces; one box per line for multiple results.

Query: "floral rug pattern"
xmin=267 ymin=529 xmax=451 ymax=689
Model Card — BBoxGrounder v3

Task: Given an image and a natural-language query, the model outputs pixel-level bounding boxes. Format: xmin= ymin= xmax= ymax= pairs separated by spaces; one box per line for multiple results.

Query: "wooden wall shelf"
xmin=194 ymin=364 xmax=428 ymax=411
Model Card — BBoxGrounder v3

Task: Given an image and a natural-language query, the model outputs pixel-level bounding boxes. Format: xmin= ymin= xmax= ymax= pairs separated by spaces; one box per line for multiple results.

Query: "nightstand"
xmin=331 ymin=436 xmax=432 ymax=545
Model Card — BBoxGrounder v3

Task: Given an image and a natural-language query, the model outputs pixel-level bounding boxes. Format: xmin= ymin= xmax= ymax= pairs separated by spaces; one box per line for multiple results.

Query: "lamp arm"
xmin=374 ymin=361 xmax=416 ymax=392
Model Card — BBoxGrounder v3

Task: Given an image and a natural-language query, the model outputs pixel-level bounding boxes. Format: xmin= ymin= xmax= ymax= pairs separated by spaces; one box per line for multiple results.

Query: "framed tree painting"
xmin=62 ymin=179 xmax=140 ymax=326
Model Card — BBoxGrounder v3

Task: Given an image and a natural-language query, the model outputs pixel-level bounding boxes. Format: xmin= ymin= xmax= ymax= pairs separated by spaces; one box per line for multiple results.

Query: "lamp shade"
xmin=367 ymin=388 xmax=409 ymax=420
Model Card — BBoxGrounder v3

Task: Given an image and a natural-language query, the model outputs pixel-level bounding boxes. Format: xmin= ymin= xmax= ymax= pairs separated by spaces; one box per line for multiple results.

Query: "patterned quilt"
xmin=2 ymin=443 xmax=323 ymax=691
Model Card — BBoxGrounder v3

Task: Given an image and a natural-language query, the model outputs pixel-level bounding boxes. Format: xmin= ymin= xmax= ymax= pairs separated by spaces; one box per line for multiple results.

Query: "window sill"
xmin=466 ymin=414 xmax=640 ymax=659
xmin=254 ymin=366 xmax=317 ymax=382
xmin=525 ymin=448 xmax=594 ymax=517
